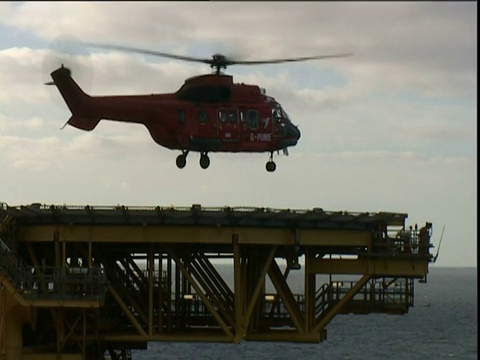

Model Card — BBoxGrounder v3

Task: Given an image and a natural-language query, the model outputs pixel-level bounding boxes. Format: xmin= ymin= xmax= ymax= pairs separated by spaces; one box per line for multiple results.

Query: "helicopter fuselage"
xmin=50 ymin=66 xmax=300 ymax=171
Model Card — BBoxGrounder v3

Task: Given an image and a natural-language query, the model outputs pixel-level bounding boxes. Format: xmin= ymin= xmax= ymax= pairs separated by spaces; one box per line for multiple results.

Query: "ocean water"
xmin=131 ymin=267 xmax=477 ymax=360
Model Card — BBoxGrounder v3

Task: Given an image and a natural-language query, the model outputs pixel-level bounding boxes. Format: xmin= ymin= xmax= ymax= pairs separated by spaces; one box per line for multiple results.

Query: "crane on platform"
xmin=419 ymin=224 xmax=445 ymax=283
xmin=432 ymin=224 xmax=446 ymax=264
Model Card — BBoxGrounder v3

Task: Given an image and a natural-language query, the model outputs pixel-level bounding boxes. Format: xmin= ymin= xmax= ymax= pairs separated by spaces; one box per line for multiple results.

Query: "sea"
xmin=131 ymin=266 xmax=477 ymax=360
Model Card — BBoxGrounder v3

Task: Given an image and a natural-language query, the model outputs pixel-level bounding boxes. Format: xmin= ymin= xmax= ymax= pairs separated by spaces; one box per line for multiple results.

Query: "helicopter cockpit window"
xmin=240 ymin=110 xmax=258 ymax=129
xmin=198 ymin=109 xmax=207 ymax=124
xmin=177 ymin=109 xmax=186 ymax=124
xmin=281 ymin=108 xmax=291 ymax=122
xmin=218 ymin=110 xmax=227 ymax=123
xmin=227 ymin=110 xmax=237 ymax=123
xmin=273 ymin=107 xmax=282 ymax=123
xmin=248 ymin=110 xmax=258 ymax=129
xmin=240 ymin=110 xmax=247 ymax=122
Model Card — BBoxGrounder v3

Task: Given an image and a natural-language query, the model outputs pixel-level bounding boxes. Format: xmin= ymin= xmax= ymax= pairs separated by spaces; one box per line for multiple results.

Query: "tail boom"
xmin=51 ymin=66 xmax=100 ymax=131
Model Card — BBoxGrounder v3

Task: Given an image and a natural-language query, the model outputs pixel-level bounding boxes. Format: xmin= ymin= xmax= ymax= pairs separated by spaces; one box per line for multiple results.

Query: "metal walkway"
xmin=0 ymin=203 xmax=433 ymax=359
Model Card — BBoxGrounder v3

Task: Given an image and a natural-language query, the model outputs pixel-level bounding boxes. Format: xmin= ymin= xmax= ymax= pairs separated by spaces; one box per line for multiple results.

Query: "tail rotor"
xmin=42 ymin=34 xmax=93 ymax=109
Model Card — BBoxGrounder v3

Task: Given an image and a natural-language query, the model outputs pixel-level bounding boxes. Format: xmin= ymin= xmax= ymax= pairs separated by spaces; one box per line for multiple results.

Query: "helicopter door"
xmin=217 ymin=108 xmax=239 ymax=141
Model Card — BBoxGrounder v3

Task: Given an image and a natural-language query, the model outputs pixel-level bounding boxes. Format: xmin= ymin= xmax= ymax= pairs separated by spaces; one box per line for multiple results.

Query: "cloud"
xmin=0 ymin=2 xmax=14 ymax=19
xmin=0 ymin=114 xmax=44 ymax=132
xmin=0 ymin=127 xmax=158 ymax=171
xmin=5 ymin=2 xmax=473 ymax=53
xmin=1 ymin=2 xmax=475 ymax=107
xmin=0 ymin=135 xmax=60 ymax=171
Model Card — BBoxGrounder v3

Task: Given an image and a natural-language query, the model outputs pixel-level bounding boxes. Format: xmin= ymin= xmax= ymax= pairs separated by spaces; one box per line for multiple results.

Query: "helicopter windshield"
xmin=272 ymin=104 xmax=291 ymax=122
xmin=281 ymin=107 xmax=291 ymax=122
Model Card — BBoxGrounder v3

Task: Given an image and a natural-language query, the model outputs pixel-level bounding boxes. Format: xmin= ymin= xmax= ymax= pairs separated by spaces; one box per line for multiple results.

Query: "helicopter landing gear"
xmin=266 ymin=161 xmax=276 ymax=172
xmin=176 ymin=150 xmax=189 ymax=169
xmin=200 ymin=152 xmax=210 ymax=169
xmin=266 ymin=152 xmax=276 ymax=172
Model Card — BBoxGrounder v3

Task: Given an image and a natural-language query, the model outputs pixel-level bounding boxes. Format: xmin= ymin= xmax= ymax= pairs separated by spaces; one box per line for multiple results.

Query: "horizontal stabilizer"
xmin=67 ymin=115 xmax=101 ymax=131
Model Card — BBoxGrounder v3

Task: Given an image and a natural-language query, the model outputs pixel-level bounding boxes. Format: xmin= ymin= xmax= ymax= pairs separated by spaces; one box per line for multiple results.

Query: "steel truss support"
xmin=267 ymin=258 xmax=304 ymax=332
xmin=168 ymin=247 xmax=234 ymax=340
xmin=313 ymin=274 xmax=371 ymax=333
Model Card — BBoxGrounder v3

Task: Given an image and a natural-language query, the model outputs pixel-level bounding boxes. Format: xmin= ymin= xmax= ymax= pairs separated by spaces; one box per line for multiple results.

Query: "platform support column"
xmin=54 ymin=230 xmax=61 ymax=267
xmin=82 ymin=309 xmax=86 ymax=360
xmin=233 ymin=234 xmax=244 ymax=343
xmin=88 ymin=241 xmax=92 ymax=267
xmin=0 ymin=286 xmax=6 ymax=356
xmin=174 ymin=255 xmax=180 ymax=329
xmin=148 ymin=244 xmax=154 ymax=336
xmin=243 ymin=246 xmax=276 ymax=334
xmin=166 ymin=253 xmax=172 ymax=332
xmin=55 ymin=309 xmax=65 ymax=354
xmin=304 ymin=248 xmax=316 ymax=333
xmin=157 ymin=250 xmax=163 ymax=332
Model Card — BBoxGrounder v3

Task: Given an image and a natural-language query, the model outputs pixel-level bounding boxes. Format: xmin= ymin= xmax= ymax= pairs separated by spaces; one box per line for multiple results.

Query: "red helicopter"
xmin=48 ymin=44 xmax=351 ymax=171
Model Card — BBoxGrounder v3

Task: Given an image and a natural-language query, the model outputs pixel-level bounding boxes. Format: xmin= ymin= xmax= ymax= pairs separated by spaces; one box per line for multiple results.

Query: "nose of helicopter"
xmin=281 ymin=122 xmax=301 ymax=148
xmin=287 ymin=123 xmax=301 ymax=142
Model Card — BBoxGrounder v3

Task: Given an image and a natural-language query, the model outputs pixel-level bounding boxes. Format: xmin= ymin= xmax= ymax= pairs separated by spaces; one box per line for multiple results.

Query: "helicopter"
xmin=47 ymin=43 xmax=351 ymax=171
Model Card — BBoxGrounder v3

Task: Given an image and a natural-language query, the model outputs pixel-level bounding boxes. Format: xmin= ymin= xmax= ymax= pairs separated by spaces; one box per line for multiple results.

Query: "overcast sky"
xmin=0 ymin=2 xmax=476 ymax=267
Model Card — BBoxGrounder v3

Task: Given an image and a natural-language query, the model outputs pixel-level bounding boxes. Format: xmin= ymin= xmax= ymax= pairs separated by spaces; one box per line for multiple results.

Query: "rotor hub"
xmin=211 ymin=53 xmax=229 ymax=74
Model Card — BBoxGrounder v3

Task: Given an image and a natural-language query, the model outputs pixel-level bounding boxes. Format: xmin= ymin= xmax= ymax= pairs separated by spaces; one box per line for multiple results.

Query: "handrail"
xmin=315 ymin=283 xmax=331 ymax=316
xmin=0 ymin=258 xmax=108 ymax=303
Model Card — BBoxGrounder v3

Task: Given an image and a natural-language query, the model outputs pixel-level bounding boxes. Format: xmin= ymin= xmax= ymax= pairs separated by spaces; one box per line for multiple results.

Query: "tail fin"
xmin=50 ymin=66 xmax=100 ymax=131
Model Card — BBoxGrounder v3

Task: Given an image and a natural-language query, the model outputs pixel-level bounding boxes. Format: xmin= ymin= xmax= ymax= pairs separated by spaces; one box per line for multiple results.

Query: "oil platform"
xmin=0 ymin=202 xmax=433 ymax=360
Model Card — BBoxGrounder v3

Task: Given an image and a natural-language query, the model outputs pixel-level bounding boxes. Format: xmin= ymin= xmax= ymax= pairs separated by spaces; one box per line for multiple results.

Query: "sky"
xmin=0 ymin=2 xmax=477 ymax=267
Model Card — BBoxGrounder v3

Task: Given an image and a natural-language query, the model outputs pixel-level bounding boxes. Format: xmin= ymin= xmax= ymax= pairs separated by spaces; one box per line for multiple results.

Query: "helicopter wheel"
xmin=266 ymin=152 xmax=276 ymax=172
xmin=200 ymin=153 xmax=210 ymax=169
xmin=266 ymin=160 xmax=276 ymax=172
xmin=176 ymin=154 xmax=187 ymax=169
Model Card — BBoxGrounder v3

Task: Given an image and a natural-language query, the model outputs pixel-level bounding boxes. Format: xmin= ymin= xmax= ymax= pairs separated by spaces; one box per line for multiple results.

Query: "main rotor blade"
xmin=85 ymin=42 xmax=352 ymax=67
xmin=85 ymin=43 xmax=213 ymax=65
xmin=230 ymin=53 xmax=353 ymax=65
